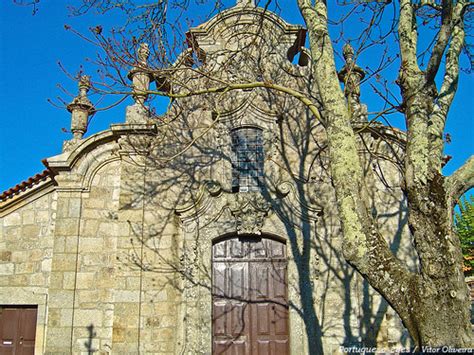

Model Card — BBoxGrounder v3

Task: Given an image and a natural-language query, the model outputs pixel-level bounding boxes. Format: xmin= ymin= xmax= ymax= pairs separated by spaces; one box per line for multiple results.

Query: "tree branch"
xmin=149 ymin=80 xmax=323 ymax=123
xmin=398 ymin=0 xmax=433 ymax=191
xmin=425 ymin=0 xmax=453 ymax=83
xmin=399 ymin=0 xmax=419 ymax=74
xmin=446 ymin=155 xmax=474 ymax=203
xmin=428 ymin=0 xmax=467 ymax=171
xmin=96 ymin=77 xmax=324 ymax=125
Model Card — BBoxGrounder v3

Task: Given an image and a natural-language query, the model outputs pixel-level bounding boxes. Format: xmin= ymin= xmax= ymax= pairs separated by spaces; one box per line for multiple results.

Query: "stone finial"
xmin=338 ymin=43 xmax=366 ymax=121
xmin=67 ymin=75 xmax=95 ymax=140
xmin=342 ymin=43 xmax=355 ymax=64
xmin=420 ymin=0 xmax=434 ymax=6
xmin=138 ymin=43 xmax=150 ymax=66
xmin=127 ymin=43 xmax=153 ymax=108
xmin=236 ymin=0 xmax=255 ymax=7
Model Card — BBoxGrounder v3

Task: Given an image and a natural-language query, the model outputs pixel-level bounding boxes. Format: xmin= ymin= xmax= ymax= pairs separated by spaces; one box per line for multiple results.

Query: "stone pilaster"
xmin=45 ymin=184 xmax=83 ymax=353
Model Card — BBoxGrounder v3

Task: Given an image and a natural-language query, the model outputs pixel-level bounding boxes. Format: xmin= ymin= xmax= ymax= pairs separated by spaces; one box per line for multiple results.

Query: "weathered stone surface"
xmin=0 ymin=251 xmax=11 ymax=261
xmin=74 ymin=309 xmax=104 ymax=327
xmin=0 ymin=263 xmax=14 ymax=275
xmin=0 ymin=4 xmax=422 ymax=355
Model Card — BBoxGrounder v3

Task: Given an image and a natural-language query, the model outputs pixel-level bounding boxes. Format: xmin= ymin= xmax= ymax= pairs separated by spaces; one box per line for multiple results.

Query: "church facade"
xmin=0 ymin=2 xmax=415 ymax=354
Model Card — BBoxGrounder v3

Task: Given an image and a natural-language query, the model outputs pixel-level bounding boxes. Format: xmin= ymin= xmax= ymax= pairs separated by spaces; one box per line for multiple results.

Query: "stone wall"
xmin=0 ymin=189 xmax=56 ymax=354
xmin=0 ymin=129 xmax=415 ymax=355
xmin=114 ymin=137 xmax=182 ymax=354
xmin=44 ymin=159 xmax=121 ymax=353
xmin=0 ymin=5 xmax=424 ymax=355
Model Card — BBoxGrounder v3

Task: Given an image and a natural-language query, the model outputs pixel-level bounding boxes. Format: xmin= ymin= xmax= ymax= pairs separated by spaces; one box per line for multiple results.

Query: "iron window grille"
xmin=231 ymin=127 xmax=264 ymax=192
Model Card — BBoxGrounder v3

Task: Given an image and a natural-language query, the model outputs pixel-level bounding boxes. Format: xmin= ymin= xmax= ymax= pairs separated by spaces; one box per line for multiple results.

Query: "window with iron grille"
xmin=231 ymin=127 xmax=264 ymax=192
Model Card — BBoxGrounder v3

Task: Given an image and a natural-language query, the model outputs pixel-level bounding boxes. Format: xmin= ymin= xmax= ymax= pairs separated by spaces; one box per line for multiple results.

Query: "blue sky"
xmin=0 ymin=0 xmax=472 ymax=192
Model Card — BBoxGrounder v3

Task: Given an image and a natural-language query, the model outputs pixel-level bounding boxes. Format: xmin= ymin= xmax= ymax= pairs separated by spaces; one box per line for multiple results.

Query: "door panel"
xmin=0 ymin=306 xmax=37 ymax=355
xmin=18 ymin=309 xmax=37 ymax=354
xmin=212 ymin=237 xmax=289 ymax=355
xmin=230 ymin=264 xmax=246 ymax=299
xmin=249 ymin=261 xmax=289 ymax=355
xmin=230 ymin=303 xmax=247 ymax=337
xmin=0 ymin=308 xmax=17 ymax=354
xmin=257 ymin=340 xmax=269 ymax=354
xmin=275 ymin=340 xmax=290 ymax=354
xmin=213 ymin=256 xmax=250 ymax=354
xmin=214 ymin=303 xmax=228 ymax=336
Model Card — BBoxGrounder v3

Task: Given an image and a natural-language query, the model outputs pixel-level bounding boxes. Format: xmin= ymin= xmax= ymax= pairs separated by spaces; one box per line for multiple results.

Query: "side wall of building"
xmin=0 ymin=188 xmax=57 ymax=354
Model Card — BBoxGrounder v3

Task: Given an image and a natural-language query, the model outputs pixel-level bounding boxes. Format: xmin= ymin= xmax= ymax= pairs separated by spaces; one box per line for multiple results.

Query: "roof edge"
xmin=0 ymin=169 xmax=55 ymax=212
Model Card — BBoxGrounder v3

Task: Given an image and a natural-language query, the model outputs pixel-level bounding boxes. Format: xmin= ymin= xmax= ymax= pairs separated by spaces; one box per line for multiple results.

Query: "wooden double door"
xmin=212 ymin=236 xmax=289 ymax=355
xmin=0 ymin=306 xmax=37 ymax=355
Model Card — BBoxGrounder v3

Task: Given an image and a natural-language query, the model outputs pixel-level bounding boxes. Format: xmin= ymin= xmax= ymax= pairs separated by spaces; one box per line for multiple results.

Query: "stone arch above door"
xmin=212 ymin=235 xmax=289 ymax=355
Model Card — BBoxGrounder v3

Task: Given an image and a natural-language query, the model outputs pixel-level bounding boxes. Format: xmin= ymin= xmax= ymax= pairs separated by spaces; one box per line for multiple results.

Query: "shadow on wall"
xmin=317 ymin=198 xmax=412 ymax=349
xmin=113 ymin=100 xmax=412 ymax=354
xmin=85 ymin=324 xmax=97 ymax=354
xmin=107 ymin=22 xmax=414 ymax=354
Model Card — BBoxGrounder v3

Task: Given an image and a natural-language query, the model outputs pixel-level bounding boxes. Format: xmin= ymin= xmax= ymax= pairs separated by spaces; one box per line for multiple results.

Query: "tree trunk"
xmin=298 ymin=0 xmax=473 ymax=347
xmin=403 ymin=173 xmax=472 ymax=347
xmin=408 ymin=277 xmax=472 ymax=347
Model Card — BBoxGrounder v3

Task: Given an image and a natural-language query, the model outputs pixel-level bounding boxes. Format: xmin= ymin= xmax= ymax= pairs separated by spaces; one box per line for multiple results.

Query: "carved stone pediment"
xmin=228 ymin=193 xmax=271 ymax=235
xmin=175 ymin=182 xmax=273 ymax=235
xmin=175 ymin=180 xmax=322 ymax=235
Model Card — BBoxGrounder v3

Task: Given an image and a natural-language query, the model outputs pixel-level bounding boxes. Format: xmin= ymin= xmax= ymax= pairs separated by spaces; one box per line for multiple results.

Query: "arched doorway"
xmin=212 ymin=235 xmax=289 ymax=354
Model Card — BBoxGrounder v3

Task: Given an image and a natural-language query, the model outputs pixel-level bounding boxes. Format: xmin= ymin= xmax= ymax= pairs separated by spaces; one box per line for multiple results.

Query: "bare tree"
xmin=36 ymin=0 xmax=473 ymax=348
xmin=296 ymin=0 xmax=473 ymax=348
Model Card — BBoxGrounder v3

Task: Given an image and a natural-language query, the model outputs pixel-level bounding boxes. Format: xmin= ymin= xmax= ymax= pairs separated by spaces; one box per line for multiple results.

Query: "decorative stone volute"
xmin=66 ymin=75 xmax=95 ymax=140
xmin=338 ymin=43 xmax=367 ymax=122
